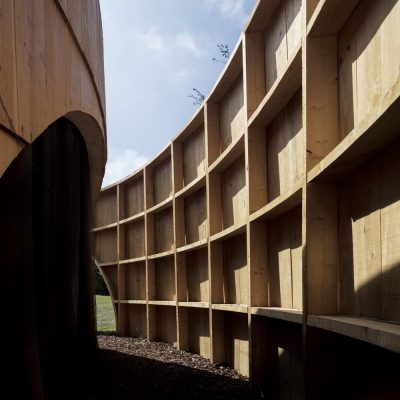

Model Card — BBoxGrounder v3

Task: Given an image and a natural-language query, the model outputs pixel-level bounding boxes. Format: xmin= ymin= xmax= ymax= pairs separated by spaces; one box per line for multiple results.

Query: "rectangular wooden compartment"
xmin=212 ymin=310 xmax=249 ymax=376
xmin=121 ymin=261 xmax=146 ymax=301
xmin=207 ymin=54 xmax=245 ymax=165
xmin=174 ymin=124 xmax=206 ymax=191
xmin=179 ymin=307 xmax=211 ymax=359
xmin=149 ymin=305 xmax=177 ymax=346
xmin=148 ymin=256 xmax=176 ymax=301
xmin=120 ymin=174 xmax=144 ymax=219
xmin=146 ymin=151 xmax=173 ymax=208
xmin=307 ymin=139 xmax=400 ymax=320
xmin=177 ymin=248 xmax=209 ymax=303
xmin=121 ymin=219 xmax=145 ymax=260
xmin=211 ymin=232 xmax=248 ymax=306
xmin=306 ymin=0 xmax=400 ymax=170
xmin=245 ymin=0 xmax=302 ymax=117
xmin=250 ymin=206 xmax=302 ymax=310
xmin=93 ymin=186 xmax=117 ymax=227
xmin=148 ymin=207 xmax=174 ymax=255
xmin=249 ymin=90 xmax=303 ymax=214
xmin=251 ymin=316 xmax=303 ymax=399
xmin=183 ymin=187 xmax=207 ymax=245
xmin=209 ymin=154 xmax=247 ymax=235
xmin=120 ymin=303 xmax=147 ymax=338
xmin=94 ymin=228 xmax=117 ymax=264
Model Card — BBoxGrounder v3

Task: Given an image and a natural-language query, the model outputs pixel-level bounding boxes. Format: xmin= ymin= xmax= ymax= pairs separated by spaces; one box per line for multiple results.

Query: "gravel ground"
xmin=79 ymin=333 xmax=261 ymax=400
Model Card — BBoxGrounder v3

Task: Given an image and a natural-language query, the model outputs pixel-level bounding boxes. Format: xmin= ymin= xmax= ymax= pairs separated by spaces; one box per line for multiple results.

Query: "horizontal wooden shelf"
xmin=248 ymin=43 xmax=301 ymax=129
xmin=176 ymin=238 xmax=208 ymax=253
xmin=210 ymin=221 xmax=247 ymax=243
xmin=97 ymin=261 xmax=118 ymax=268
xmin=178 ymin=301 xmax=209 ymax=309
xmin=208 ymin=133 xmax=245 ymax=174
xmin=119 ymin=256 xmax=146 ymax=265
xmin=250 ymin=181 xmax=302 ymax=223
xmin=251 ymin=307 xmax=302 ymax=324
xmin=307 ymin=315 xmax=400 ymax=354
xmin=92 ymin=222 xmax=118 ymax=232
xmin=148 ymin=300 xmax=177 ymax=307
xmin=307 ymin=0 xmax=360 ymax=37
xmin=119 ymin=300 xmax=147 ymax=305
xmin=147 ymin=249 xmax=175 ymax=260
xmin=146 ymin=195 xmax=173 ymax=214
xmin=212 ymin=303 xmax=248 ymax=313
xmin=175 ymin=173 xmax=206 ymax=200
xmin=307 ymin=97 xmax=400 ymax=183
xmin=119 ymin=211 xmax=145 ymax=226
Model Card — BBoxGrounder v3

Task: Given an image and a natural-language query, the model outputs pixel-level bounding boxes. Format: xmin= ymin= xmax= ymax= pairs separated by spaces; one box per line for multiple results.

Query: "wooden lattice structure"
xmin=94 ymin=0 xmax=400 ymax=397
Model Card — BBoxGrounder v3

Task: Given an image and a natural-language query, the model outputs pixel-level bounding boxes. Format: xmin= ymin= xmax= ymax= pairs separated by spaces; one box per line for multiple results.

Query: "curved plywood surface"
xmin=94 ymin=0 xmax=400 ymax=397
xmin=0 ymin=0 xmax=106 ymax=199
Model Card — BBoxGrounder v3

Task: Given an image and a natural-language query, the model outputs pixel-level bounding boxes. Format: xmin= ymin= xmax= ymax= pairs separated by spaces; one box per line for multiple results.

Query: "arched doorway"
xmin=0 ymin=118 xmax=96 ymax=399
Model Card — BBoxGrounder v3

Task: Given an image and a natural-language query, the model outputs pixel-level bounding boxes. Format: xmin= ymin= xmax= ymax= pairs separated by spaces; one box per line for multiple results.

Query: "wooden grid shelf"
xmin=93 ymin=0 xmax=400 ymax=396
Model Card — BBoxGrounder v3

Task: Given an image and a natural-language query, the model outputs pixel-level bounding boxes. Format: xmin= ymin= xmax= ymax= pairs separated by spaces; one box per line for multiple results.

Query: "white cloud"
xmin=203 ymin=0 xmax=248 ymax=24
xmin=176 ymin=32 xmax=204 ymax=58
xmin=103 ymin=149 xmax=148 ymax=187
xmin=173 ymin=68 xmax=194 ymax=81
xmin=136 ymin=28 xmax=205 ymax=59
xmin=137 ymin=27 xmax=170 ymax=53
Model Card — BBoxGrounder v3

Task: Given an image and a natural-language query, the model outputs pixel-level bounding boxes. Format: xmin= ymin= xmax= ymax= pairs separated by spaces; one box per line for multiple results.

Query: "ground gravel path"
xmin=78 ymin=333 xmax=261 ymax=400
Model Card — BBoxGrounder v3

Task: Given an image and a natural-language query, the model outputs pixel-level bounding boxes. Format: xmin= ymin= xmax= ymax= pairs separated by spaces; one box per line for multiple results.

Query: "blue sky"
xmin=99 ymin=0 xmax=255 ymax=186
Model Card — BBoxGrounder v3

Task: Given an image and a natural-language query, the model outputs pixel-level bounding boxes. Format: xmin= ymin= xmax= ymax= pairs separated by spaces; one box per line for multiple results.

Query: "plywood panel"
xmin=338 ymin=0 xmax=400 ymax=138
xmin=225 ymin=312 xmax=249 ymax=377
xmin=186 ymin=248 xmax=209 ymax=302
xmin=286 ymin=0 xmax=302 ymax=57
xmin=339 ymin=140 xmax=400 ymax=322
xmin=267 ymin=89 xmax=303 ymax=201
xmin=153 ymin=156 xmax=172 ymax=204
xmin=125 ymin=220 xmax=145 ymax=259
xmin=155 ymin=257 xmax=176 ymax=301
xmin=155 ymin=306 xmax=177 ymax=346
xmin=223 ymin=233 xmax=248 ymax=305
xmin=187 ymin=308 xmax=211 ymax=359
xmin=184 ymin=187 xmax=207 ymax=244
xmin=264 ymin=0 xmax=302 ymax=92
xmin=339 ymin=160 xmax=382 ymax=319
xmin=219 ymin=75 xmax=245 ymax=152
xmin=123 ymin=177 xmax=144 ymax=218
xmin=154 ymin=207 xmax=174 ymax=253
xmin=264 ymin=1 xmax=287 ymax=92
xmin=124 ymin=262 xmax=146 ymax=300
xmin=125 ymin=304 xmax=147 ymax=337
xmin=221 ymin=154 xmax=247 ymax=229
xmin=268 ymin=207 xmax=302 ymax=309
xmin=94 ymin=189 xmax=117 ymax=227
xmin=183 ymin=125 xmax=206 ymax=186
xmin=94 ymin=228 xmax=117 ymax=263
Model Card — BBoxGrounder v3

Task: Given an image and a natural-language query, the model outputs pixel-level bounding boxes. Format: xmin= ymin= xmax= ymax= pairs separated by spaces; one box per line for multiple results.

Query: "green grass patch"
xmin=96 ymin=295 xmax=116 ymax=332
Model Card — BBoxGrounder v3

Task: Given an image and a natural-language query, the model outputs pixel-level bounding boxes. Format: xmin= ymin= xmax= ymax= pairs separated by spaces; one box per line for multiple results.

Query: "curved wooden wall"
xmin=94 ymin=0 xmax=400 ymax=397
xmin=0 ymin=0 xmax=106 ymax=200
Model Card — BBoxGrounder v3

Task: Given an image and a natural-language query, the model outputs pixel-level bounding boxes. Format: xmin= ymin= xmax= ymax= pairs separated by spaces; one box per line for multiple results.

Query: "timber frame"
xmin=94 ymin=0 xmax=400 ymax=397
